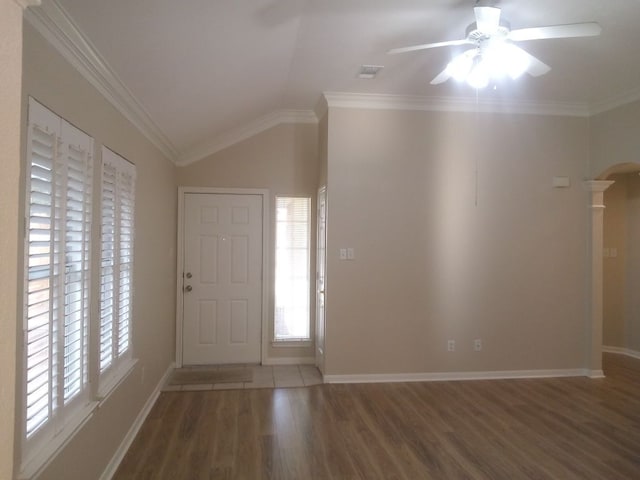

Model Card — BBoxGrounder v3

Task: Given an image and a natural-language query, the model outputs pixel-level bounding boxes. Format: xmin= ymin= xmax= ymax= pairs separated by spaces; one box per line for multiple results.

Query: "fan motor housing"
xmin=466 ymin=20 xmax=511 ymax=42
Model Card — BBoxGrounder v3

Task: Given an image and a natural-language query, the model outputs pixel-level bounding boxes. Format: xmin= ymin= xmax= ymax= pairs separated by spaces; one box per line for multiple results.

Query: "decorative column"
xmin=584 ymin=180 xmax=615 ymax=378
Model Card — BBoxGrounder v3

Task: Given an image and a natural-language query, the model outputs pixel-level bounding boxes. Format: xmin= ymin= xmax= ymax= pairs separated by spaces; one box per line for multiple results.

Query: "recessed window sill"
xmin=97 ymin=357 xmax=138 ymax=406
xmin=271 ymin=340 xmax=312 ymax=348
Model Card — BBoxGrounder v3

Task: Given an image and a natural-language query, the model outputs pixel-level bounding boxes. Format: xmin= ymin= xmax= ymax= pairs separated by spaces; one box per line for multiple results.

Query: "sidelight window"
xmin=274 ymin=196 xmax=311 ymax=341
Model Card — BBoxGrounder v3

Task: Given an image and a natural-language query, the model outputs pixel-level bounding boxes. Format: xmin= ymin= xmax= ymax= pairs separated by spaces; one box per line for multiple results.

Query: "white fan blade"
xmin=514 ymin=46 xmax=551 ymax=77
xmin=474 ymin=6 xmax=501 ymax=34
xmin=430 ymin=68 xmax=452 ymax=85
xmin=509 ymin=22 xmax=602 ymax=42
xmin=388 ymin=39 xmax=472 ymax=55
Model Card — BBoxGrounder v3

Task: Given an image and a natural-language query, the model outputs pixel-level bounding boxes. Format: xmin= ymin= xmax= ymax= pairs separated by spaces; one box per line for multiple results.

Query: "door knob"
xmin=185 ymin=285 xmax=193 ymax=292
xmin=186 ymin=272 xmax=192 ymax=279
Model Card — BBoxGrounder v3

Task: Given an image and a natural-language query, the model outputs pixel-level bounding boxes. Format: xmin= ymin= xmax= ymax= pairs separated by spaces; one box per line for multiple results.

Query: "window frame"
xmin=21 ymin=98 xmax=98 ymax=475
xmin=97 ymin=147 xmax=137 ymax=398
xmin=273 ymin=195 xmax=312 ymax=344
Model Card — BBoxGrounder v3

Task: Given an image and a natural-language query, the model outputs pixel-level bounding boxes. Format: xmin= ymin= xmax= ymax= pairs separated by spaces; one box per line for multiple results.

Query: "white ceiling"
xmin=32 ymin=0 xmax=640 ymax=164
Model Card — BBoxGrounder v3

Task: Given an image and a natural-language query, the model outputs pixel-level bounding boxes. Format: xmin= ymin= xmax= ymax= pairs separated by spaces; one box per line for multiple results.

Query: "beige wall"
xmin=626 ymin=174 xmax=640 ymax=351
xmin=603 ymin=175 xmax=627 ymax=347
xmin=176 ymin=123 xmax=319 ymax=361
xmin=19 ymin=23 xmax=177 ymax=480
xmin=324 ymin=107 xmax=590 ymax=375
xmin=591 ymin=100 xmax=640 ymax=178
xmin=1 ymin=2 xmax=24 ymax=478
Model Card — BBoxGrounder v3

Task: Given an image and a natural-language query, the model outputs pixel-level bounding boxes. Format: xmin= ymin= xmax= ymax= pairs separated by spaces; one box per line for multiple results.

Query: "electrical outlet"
xmin=474 ymin=339 xmax=482 ymax=351
xmin=447 ymin=340 xmax=455 ymax=352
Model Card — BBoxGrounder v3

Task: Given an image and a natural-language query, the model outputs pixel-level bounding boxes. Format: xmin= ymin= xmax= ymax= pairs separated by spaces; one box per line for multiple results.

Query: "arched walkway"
xmin=586 ymin=162 xmax=640 ymax=376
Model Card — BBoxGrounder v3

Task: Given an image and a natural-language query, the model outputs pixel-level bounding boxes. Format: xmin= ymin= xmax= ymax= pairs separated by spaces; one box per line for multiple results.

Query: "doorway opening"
xmin=601 ymin=166 xmax=640 ymax=364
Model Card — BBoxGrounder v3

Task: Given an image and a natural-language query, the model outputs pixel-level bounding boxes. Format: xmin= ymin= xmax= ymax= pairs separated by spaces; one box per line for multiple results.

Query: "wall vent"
xmin=358 ymin=65 xmax=384 ymax=79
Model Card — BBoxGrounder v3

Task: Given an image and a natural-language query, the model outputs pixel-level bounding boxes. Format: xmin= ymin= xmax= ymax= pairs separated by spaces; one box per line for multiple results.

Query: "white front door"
xmin=182 ymin=193 xmax=263 ymax=365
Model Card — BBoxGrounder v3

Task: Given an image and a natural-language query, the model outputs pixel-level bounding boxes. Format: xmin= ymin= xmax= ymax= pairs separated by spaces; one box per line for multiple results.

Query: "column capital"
xmin=583 ymin=180 xmax=615 ymax=193
xmin=14 ymin=0 xmax=41 ymax=10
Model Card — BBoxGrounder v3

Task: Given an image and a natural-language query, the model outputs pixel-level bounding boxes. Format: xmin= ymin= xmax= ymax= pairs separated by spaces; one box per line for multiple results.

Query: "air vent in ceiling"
xmin=358 ymin=65 xmax=384 ymax=79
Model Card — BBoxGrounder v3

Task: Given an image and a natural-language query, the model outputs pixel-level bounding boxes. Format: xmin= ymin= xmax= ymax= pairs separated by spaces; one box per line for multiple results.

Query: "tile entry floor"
xmin=162 ymin=364 xmax=323 ymax=392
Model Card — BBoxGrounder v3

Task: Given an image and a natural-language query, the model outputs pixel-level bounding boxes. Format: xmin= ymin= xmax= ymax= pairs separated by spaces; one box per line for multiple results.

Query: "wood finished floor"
xmin=114 ymin=354 xmax=640 ymax=479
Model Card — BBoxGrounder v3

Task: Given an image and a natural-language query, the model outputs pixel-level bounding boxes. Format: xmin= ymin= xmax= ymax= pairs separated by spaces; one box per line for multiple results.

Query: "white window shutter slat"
xmin=100 ymin=147 xmax=135 ymax=375
xmin=24 ymin=98 xmax=93 ymax=444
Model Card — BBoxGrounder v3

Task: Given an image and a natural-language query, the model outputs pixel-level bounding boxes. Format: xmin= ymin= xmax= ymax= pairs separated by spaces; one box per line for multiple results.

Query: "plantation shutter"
xmin=24 ymin=98 xmax=93 ymax=442
xmin=99 ymin=148 xmax=136 ymax=375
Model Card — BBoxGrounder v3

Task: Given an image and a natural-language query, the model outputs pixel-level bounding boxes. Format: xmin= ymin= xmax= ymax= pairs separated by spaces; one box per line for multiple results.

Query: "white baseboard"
xmin=263 ymin=356 xmax=316 ymax=366
xmin=99 ymin=362 xmax=175 ymax=480
xmin=588 ymin=370 xmax=606 ymax=379
xmin=323 ymin=368 xmax=590 ymax=384
xmin=602 ymin=345 xmax=640 ymax=360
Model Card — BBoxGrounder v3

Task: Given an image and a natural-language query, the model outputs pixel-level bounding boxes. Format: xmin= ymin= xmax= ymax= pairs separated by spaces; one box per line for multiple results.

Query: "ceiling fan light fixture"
xmin=446 ymin=50 xmax=475 ymax=82
xmin=391 ymin=3 xmax=602 ymax=89
xmin=466 ymin=56 xmax=490 ymax=89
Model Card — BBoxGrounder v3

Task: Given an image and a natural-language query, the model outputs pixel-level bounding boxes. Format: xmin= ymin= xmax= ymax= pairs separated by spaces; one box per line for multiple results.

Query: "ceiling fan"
xmin=388 ymin=1 xmax=602 ymax=88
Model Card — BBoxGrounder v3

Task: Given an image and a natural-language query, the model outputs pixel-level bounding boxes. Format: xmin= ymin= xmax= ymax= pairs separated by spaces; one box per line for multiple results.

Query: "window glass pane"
xmin=274 ymin=197 xmax=311 ymax=341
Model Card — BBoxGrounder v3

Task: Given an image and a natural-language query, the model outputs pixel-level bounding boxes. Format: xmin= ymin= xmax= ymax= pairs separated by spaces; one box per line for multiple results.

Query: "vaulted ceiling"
xmin=27 ymin=0 xmax=640 ymax=164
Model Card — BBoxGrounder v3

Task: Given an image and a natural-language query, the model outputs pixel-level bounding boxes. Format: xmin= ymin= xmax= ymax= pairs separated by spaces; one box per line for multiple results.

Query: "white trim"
xmin=603 ymin=345 xmax=640 ymax=360
xmin=590 ymin=86 xmax=640 ymax=116
xmin=263 ymin=356 xmax=316 ymax=366
xmin=176 ymin=110 xmax=317 ymax=166
xmin=588 ymin=370 xmax=606 ymax=379
xmin=98 ymin=362 xmax=175 ymax=480
xmin=323 ymin=92 xmax=591 ymax=118
xmin=176 ymin=187 xmax=270 ymax=367
xmin=584 ymin=180 xmax=616 ymax=194
xmin=323 ymin=368 xmax=590 ymax=384
xmin=97 ymin=358 xmax=138 ymax=404
xmin=314 ymin=96 xmax=328 ymax=121
xmin=15 ymin=0 xmax=41 ymax=9
xmin=24 ymin=0 xmax=177 ymax=161
xmin=271 ymin=340 xmax=313 ymax=348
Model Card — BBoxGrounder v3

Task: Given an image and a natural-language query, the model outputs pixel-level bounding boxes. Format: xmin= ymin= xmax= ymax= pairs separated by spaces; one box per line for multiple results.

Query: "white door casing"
xmin=316 ymin=186 xmax=327 ymax=373
xmin=179 ymin=190 xmax=266 ymax=365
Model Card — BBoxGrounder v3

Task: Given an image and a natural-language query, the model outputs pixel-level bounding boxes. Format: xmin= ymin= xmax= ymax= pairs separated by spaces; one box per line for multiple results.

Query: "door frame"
xmin=315 ymin=186 xmax=327 ymax=373
xmin=176 ymin=186 xmax=270 ymax=367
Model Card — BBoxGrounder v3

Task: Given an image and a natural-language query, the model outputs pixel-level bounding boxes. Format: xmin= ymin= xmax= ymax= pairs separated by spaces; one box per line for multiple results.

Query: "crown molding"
xmin=15 ymin=0 xmax=41 ymax=9
xmin=324 ymin=92 xmax=592 ymax=117
xmin=589 ymin=86 xmax=640 ymax=116
xmin=314 ymin=95 xmax=328 ymax=121
xmin=24 ymin=0 xmax=178 ymax=162
xmin=176 ymin=109 xmax=317 ymax=166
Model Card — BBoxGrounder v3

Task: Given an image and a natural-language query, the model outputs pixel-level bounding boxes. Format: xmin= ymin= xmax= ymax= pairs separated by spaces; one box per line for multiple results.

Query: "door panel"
xmin=183 ymin=193 xmax=262 ymax=365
